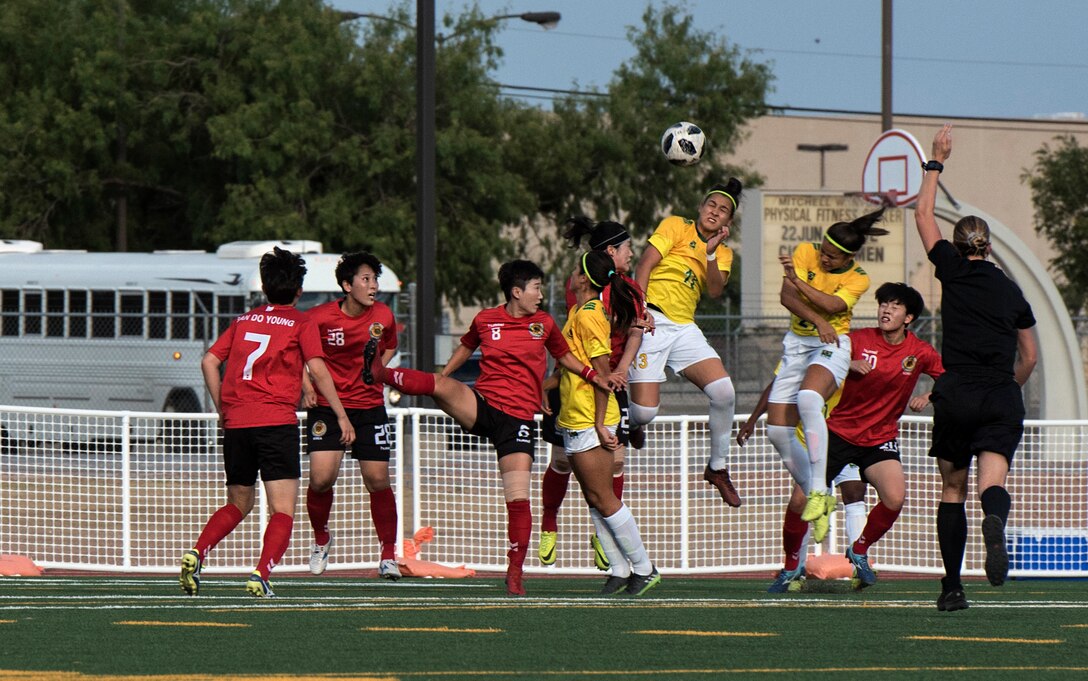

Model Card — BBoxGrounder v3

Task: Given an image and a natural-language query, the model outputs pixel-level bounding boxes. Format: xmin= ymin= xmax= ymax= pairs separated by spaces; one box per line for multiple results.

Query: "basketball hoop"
xmin=860 ymin=129 xmax=926 ymax=207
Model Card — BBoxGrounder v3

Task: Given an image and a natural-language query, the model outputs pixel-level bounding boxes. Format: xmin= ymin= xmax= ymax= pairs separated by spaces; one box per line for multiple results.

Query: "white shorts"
xmin=833 ymin=463 xmax=861 ymax=486
xmin=563 ymin=425 xmax=618 ymax=455
xmin=768 ymin=331 xmax=852 ymax=404
xmin=627 ymin=308 xmax=720 ymax=384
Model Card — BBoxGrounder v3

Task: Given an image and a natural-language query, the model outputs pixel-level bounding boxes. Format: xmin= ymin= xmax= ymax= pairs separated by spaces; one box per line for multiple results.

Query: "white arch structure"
xmin=933 ymin=193 xmax=1087 ymax=419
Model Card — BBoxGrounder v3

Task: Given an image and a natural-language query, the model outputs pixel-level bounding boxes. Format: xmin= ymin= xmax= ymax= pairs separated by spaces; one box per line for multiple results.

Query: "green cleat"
xmin=590 ymin=534 xmax=610 ymax=571
xmin=811 ymin=493 xmax=837 ymax=543
xmin=245 ymin=572 xmax=275 ymax=598
xmin=801 ymin=490 xmax=830 ymax=522
xmin=179 ymin=549 xmax=202 ymax=596
xmin=538 ymin=530 xmax=557 ymax=566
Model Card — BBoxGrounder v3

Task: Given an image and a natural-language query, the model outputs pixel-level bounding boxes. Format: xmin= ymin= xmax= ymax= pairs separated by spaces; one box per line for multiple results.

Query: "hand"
xmin=636 ymin=313 xmax=656 ymax=333
xmin=593 ymin=373 xmax=623 ymax=392
xmin=337 ymin=416 xmax=356 ymax=446
xmin=932 ymin=123 xmax=952 ymax=163
xmin=541 ymin=390 xmax=553 ymax=416
xmin=736 ymin=419 xmax=756 ymax=447
xmin=849 ymin=359 xmax=872 ymax=375
xmin=909 ymin=392 xmax=932 ymax=412
xmin=816 ymin=320 xmax=839 ymax=346
xmin=596 ymin=424 xmax=619 ymax=451
xmin=301 ymin=385 xmax=318 ymax=408
xmin=607 ymin=371 xmax=628 ymax=390
xmin=706 ymin=224 xmax=730 ymax=253
xmin=779 ymin=254 xmax=798 ymax=282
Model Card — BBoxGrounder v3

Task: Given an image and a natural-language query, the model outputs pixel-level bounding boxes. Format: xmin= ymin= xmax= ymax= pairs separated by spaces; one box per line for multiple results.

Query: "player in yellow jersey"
xmin=629 ymin=178 xmax=744 ymax=507
xmin=558 ymin=250 xmax=659 ymax=596
xmin=765 ymin=208 xmax=888 ymax=542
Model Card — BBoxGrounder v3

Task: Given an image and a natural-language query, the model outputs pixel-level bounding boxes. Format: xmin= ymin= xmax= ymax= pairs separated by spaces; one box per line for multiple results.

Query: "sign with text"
xmin=755 ymin=192 xmax=906 ymax=322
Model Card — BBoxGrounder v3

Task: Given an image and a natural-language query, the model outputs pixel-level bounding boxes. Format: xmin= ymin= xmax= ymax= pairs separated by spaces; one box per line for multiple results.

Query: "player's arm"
xmin=916 ymin=124 xmax=952 ymax=254
xmin=201 ymin=352 xmax=223 ymax=414
xmin=612 ymin=326 xmax=644 ymax=379
xmin=300 ymin=367 xmax=318 ymax=408
xmin=704 ymin=226 xmax=730 ymax=298
xmin=440 ymin=344 xmax=475 ymax=377
xmin=593 ymin=374 xmax=619 ymax=451
xmin=780 ymin=276 xmax=837 ymax=344
xmin=780 ymin=254 xmax=846 ymax=315
xmin=556 ymin=351 xmax=617 ymax=391
xmin=738 ymin=378 xmax=774 ymax=446
xmin=306 ymin=357 xmax=355 ymax=445
xmin=1014 ymin=326 xmax=1039 ymax=387
xmin=634 ymin=244 xmax=663 ymax=297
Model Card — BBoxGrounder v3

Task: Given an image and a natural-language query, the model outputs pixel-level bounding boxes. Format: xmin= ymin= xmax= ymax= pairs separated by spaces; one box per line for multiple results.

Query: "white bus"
xmin=0 ymin=239 xmax=403 ymax=445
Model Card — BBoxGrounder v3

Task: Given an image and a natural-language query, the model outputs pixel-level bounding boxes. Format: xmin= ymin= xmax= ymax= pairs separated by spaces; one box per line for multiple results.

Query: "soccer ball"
xmin=661 ymin=121 xmax=706 ymax=166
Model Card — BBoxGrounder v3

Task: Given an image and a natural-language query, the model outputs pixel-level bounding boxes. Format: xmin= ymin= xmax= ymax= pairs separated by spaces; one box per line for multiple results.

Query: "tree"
xmin=1023 ymin=135 xmax=1088 ymax=313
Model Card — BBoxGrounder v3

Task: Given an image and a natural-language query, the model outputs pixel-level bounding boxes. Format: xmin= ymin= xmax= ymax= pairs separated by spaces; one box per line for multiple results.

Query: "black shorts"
xmin=467 ymin=391 xmax=537 ymax=459
xmin=541 ymin=387 xmax=631 ymax=448
xmin=306 ymin=405 xmax=392 ymax=462
xmin=222 ymin=424 xmax=301 ymax=486
xmin=929 ymin=372 xmax=1025 ymax=470
xmin=825 ymin=430 xmax=900 ymax=487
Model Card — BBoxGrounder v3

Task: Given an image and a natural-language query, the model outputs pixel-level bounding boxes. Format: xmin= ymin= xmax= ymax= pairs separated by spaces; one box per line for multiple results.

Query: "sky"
xmin=332 ymin=0 xmax=1088 ymax=121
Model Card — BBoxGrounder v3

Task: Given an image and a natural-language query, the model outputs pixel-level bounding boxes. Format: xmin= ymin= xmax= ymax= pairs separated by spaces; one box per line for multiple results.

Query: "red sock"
xmin=783 ymin=508 xmax=808 ymax=571
xmin=255 ymin=513 xmax=293 ymax=580
xmin=383 ymin=366 xmax=436 ymax=395
xmin=193 ymin=504 xmax=245 ymax=559
xmin=540 ymin=467 xmax=570 ymax=533
xmin=853 ymin=502 xmax=901 ymax=555
xmin=612 ymin=473 xmax=625 ymax=501
xmin=506 ymin=500 xmax=532 ymax=570
xmin=369 ymin=487 xmax=399 ymax=560
xmin=306 ymin=487 xmax=334 ymax=546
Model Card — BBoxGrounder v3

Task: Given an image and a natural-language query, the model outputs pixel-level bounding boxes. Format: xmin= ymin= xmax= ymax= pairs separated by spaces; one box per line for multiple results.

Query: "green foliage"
xmin=1023 ymin=135 xmax=1088 ymax=313
xmin=0 ymin=0 xmax=771 ymax=307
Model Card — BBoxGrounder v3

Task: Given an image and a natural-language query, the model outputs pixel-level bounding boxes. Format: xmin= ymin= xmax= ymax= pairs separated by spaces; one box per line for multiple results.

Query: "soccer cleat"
xmin=811 ymin=493 xmax=837 ymax=543
xmin=801 ymin=490 xmax=831 ymax=522
xmin=361 ymin=337 xmax=380 ymax=385
xmin=245 ymin=572 xmax=275 ymax=598
xmin=625 ymin=565 xmax=661 ymax=596
xmin=981 ymin=514 xmax=1009 ymax=587
xmin=628 ymin=424 xmax=646 ymax=450
xmin=703 ymin=465 xmax=742 ymax=507
xmin=600 ymin=575 xmax=629 ymax=595
xmin=846 ymin=546 xmax=877 ymax=588
xmin=590 ymin=534 xmax=610 ymax=571
xmin=179 ymin=549 xmax=202 ymax=596
xmin=767 ymin=566 xmax=805 ymax=594
xmin=937 ymin=587 xmax=969 ymax=612
xmin=505 ymin=564 xmax=525 ymax=596
xmin=309 ymin=533 xmax=333 ymax=575
xmin=378 ymin=558 xmax=401 ymax=581
xmin=539 ymin=530 xmax=557 ymax=566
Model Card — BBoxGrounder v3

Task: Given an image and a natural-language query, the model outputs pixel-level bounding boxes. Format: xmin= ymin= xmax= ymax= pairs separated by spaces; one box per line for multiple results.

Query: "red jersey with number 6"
xmin=208 ymin=304 xmax=325 ymax=428
xmin=306 ymin=299 xmax=398 ymax=410
xmin=460 ymin=305 xmax=570 ymax=420
xmin=827 ymin=327 xmax=944 ymax=446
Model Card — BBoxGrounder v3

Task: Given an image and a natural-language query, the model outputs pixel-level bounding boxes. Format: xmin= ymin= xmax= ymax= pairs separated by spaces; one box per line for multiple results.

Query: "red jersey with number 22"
xmin=306 ymin=299 xmax=398 ymax=410
xmin=460 ymin=305 xmax=570 ymax=420
xmin=827 ymin=327 xmax=944 ymax=446
xmin=208 ymin=304 xmax=325 ymax=429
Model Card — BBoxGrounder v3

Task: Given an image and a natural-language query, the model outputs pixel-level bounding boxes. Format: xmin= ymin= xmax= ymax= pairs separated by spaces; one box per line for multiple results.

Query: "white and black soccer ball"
xmin=661 ymin=121 xmax=706 ymax=166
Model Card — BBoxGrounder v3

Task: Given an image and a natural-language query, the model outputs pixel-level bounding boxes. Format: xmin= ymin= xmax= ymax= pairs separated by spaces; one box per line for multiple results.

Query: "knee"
xmin=363 ymin=473 xmax=391 ymax=494
xmin=839 ymin=480 xmax=866 ymax=505
xmin=796 ymin=389 xmax=824 ymax=418
xmin=550 ymin=458 xmax=572 ymax=475
xmin=612 ymin=457 xmax=625 ymax=476
xmin=308 ymin=477 xmax=335 ymax=494
xmin=883 ymin=491 xmax=904 ymax=512
xmin=703 ymin=377 xmax=735 ymax=408
xmin=629 ymin=402 xmax=659 ymax=427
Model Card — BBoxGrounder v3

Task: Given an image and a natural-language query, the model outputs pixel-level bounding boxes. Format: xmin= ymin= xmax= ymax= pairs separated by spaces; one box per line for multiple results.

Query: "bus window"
xmin=46 ymin=290 xmax=65 ymax=337
xmin=120 ymin=292 xmax=144 ymax=337
xmin=195 ymin=292 xmax=214 ymax=340
xmin=69 ymin=290 xmax=88 ymax=338
xmin=171 ymin=291 xmax=190 ymax=340
xmin=92 ymin=290 xmax=115 ymax=338
xmin=2 ymin=289 xmax=19 ymax=336
xmin=148 ymin=291 xmax=167 ymax=339
xmin=23 ymin=290 xmax=42 ymax=336
xmin=296 ymin=291 xmax=339 ymax=311
xmin=217 ymin=295 xmax=245 ymax=334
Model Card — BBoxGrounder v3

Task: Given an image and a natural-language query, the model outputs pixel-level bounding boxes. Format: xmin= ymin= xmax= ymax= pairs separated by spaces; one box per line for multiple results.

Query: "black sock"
xmin=937 ymin=502 xmax=967 ymax=587
xmin=980 ymin=486 xmax=1012 ymax=525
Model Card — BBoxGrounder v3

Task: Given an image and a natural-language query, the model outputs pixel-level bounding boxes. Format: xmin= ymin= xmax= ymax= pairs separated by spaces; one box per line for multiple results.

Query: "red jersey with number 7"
xmin=459 ymin=305 xmax=571 ymax=420
xmin=208 ymin=304 xmax=325 ymax=428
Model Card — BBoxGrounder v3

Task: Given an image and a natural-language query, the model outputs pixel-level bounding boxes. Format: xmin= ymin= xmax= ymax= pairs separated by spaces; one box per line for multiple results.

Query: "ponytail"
xmin=825 ymin=208 xmax=890 ymax=253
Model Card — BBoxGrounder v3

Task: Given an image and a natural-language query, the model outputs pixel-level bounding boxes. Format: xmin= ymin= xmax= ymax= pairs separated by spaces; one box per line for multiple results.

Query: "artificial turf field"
xmin=1 ymin=574 xmax=1087 ymax=680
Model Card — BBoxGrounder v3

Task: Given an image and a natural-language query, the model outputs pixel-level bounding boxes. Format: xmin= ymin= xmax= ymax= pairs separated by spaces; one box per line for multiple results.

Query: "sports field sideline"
xmin=1 ymin=574 xmax=1086 ymax=679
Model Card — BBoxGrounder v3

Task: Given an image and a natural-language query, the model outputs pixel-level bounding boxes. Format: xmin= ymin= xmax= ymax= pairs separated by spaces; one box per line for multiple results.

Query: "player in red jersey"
xmin=178 ymin=247 xmax=355 ymax=598
xmin=538 ymin=217 xmax=649 ymax=571
xmin=300 ymin=252 xmax=402 ymax=580
xmin=373 ymin=259 xmax=614 ymax=596
xmin=824 ymin=282 xmax=944 ymax=588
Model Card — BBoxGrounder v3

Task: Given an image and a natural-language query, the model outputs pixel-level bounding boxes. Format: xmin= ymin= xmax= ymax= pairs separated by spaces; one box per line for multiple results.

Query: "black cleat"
xmin=937 ymin=587 xmax=969 ymax=612
xmin=981 ymin=515 xmax=1009 ymax=587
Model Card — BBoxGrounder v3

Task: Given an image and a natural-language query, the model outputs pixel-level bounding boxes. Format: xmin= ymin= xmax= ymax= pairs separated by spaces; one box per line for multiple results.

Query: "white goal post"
xmin=2 ymin=405 xmax=1086 ymax=578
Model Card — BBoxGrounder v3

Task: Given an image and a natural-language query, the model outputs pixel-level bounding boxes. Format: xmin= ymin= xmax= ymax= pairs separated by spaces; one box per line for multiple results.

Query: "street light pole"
xmin=796 ymin=143 xmax=849 ymax=189
xmin=416 ymin=0 xmax=437 ymax=373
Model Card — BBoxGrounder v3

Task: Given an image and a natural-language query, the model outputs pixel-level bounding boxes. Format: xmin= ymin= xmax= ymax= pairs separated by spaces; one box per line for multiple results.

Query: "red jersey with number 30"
xmin=208 ymin=304 xmax=325 ymax=428
xmin=827 ymin=327 xmax=944 ymax=446
xmin=306 ymin=299 xmax=398 ymax=410
xmin=460 ymin=305 xmax=570 ymax=420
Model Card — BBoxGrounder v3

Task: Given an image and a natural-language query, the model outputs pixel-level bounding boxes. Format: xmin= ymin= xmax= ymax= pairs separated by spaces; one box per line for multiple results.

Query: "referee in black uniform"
xmin=914 ymin=124 xmax=1039 ymax=612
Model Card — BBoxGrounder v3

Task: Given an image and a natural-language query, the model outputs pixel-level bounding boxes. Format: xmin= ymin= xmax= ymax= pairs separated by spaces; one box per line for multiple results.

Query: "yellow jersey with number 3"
xmin=645 ymin=215 xmax=733 ymax=325
xmin=558 ymin=300 xmax=620 ymax=431
xmin=788 ymin=242 xmax=870 ymax=337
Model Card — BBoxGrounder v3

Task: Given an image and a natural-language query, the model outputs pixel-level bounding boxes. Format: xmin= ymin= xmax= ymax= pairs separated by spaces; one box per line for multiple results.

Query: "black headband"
xmin=589 ymin=221 xmax=630 ymax=251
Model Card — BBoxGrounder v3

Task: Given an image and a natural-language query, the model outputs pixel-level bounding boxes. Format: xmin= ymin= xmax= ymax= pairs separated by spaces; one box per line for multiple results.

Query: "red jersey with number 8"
xmin=208 ymin=304 xmax=325 ymax=428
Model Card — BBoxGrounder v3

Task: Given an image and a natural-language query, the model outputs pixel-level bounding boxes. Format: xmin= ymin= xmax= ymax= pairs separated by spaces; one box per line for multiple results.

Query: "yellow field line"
xmin=905 ymin=635 xmax=1063 ymax=644
xmin=113 ymin=621 xmax=250 ymax=628
xmin=360 ymin=626 xmax=501 ymax=633
xmin=630 ymin=630 xmax=778 ymax=638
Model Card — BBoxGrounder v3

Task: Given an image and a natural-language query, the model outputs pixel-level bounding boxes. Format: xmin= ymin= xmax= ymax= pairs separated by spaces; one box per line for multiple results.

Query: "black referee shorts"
xmin=929 ymin=372 xmax=1025 ymax=470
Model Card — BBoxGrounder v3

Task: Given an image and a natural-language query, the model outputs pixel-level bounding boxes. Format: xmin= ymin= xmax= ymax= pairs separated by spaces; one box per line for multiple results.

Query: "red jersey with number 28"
xmin=460 ymin=305 xmax=570 ymax=420
xmin=208 ymin=304 xmax=325 ymax=429
xmin=827 ymin=327 xmax=944 ymax=446
xmin=306 ymin=299 xmax=398 ymax=410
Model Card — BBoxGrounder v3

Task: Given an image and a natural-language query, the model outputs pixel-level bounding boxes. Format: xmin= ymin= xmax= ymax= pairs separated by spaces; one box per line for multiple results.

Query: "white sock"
xmin=603 ymin=504 xmax=652 ymax=575
xmin=844 ymin=501 xmax=867 ymax=545
xmin=767 ymin=424 xmax=810 ymax=489
xmin=797 ymin=389 xmax=829 ymax=494
xmin=703 ymin=377 xmax=735 ymax=471
xmin=796 ymin=525 xmax=812 ymax=571
xmin=629 ymin=401 xmax=658 ymax=428
xmin=589 ymin=508 xmax=630 ymax=578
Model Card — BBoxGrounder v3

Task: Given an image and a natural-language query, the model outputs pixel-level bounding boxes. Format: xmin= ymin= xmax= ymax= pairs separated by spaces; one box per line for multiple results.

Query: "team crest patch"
xmin=311 ymin=420 xmax=328 ymax=438
xmin=901 ymin=355 xmax=918 ymax=373
xmin=820 ymin=349 xmax=833 ymax=359
xmin=528 ymin=322 xmax=545 ymax=338
xmin=689 ymin=240 xmax=697 ymax=249
xmin=368 ymin=322 xmax=384 ymax=339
